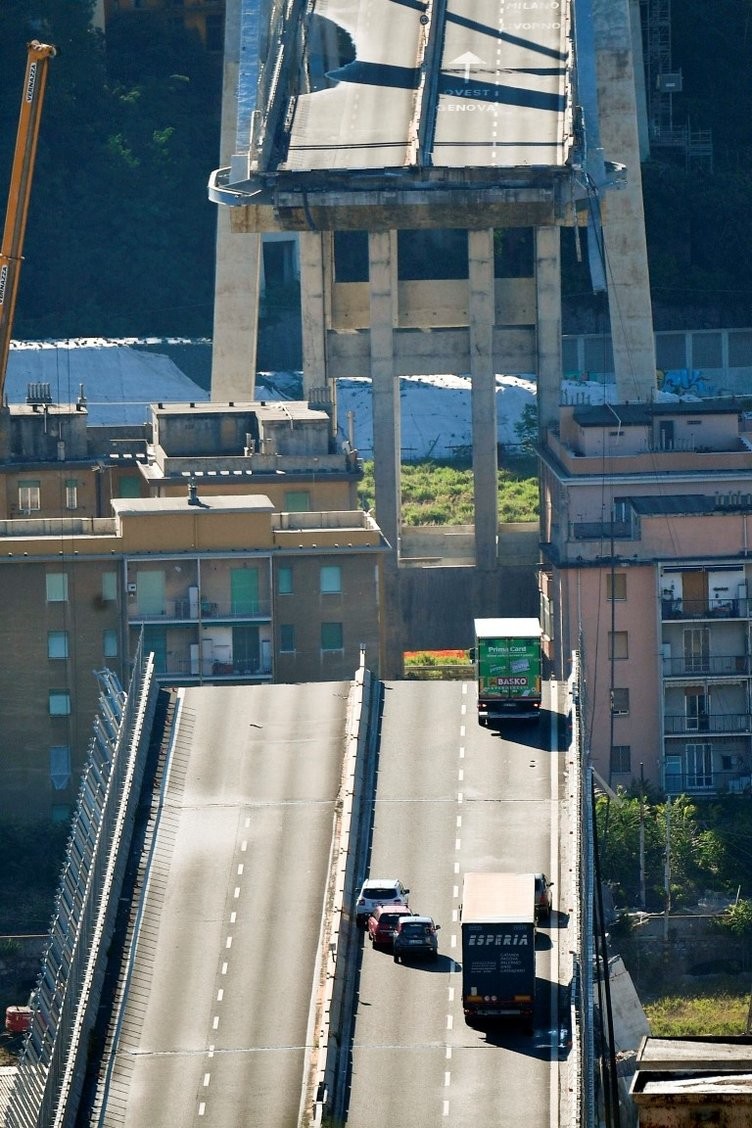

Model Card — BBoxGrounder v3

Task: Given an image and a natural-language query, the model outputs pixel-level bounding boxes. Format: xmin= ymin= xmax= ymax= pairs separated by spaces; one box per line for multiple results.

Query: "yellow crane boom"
xmin=0 ymin=40 xmax=56 ymax=405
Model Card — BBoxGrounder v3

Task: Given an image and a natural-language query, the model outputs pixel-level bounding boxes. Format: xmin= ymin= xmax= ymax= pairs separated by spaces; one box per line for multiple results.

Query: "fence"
xmin=6 ymin=635 xmax=158 ymax=1128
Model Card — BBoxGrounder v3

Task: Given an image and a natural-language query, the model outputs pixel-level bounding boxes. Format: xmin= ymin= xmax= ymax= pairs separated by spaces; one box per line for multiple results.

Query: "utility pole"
xmin=663 ymin=796 xmax=672 ymax=942
xmin=639 ymin=762 xmax=646 ymax=910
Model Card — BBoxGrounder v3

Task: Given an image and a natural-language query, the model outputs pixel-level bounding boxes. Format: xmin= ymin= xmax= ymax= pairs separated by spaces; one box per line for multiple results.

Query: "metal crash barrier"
xmin=6 ymin=635 xmax=159 ymax=1128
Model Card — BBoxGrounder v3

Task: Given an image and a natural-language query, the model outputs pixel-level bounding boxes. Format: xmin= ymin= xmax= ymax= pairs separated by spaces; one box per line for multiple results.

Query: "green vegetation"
xmin=358 ymin=458 xmax=539 ymax=525
xmin=597 ymin=792 xmax=752 ymax=913
xmin=643 ymin=981 xmax=750 ymax=1037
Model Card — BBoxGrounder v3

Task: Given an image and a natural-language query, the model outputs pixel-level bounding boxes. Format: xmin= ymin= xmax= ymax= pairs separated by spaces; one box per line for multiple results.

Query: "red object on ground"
xmin=5 ymin=1006 xmax=32 ymax=1034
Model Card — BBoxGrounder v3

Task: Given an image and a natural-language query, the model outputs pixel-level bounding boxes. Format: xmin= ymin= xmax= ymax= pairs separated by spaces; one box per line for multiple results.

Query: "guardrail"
xmin=302 ymin=648 xmax=380 ymax=1127
xmin=6 ymin=635 xmax=159 ymax=1128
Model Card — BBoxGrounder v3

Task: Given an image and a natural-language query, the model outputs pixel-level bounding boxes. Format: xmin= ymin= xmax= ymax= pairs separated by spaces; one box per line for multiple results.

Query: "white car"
xmin=355 ymin=878 xmax=409 ymax=928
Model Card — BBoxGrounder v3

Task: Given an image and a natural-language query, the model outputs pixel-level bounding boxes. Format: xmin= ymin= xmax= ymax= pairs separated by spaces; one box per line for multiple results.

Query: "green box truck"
xmin=473 ymin=617 xmax=542 ymax=726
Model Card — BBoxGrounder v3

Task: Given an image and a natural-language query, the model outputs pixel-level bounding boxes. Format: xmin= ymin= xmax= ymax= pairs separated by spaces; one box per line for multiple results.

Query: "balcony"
xmin=661 ymin=597 xmax=747 ymax=621
xmin=663 ymin=655 xmax=751 ymax=677
xmin=664 ymin=713 xmax=752 ymax=736
xmin=664 ymin=769 xmax=752 ymax=797
xmin=151 ymin=652 xmax=273 ymax=682
xmin=128 ymin=597 xmax=272 ymax=624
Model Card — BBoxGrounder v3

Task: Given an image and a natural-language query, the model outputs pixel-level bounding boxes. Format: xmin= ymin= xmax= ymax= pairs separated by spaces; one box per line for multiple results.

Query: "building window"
xmin=285 ymin=490 xmax=310 ymax=512
xmin=65 ymin=479 xmax=78 ymax=510
xmin=280 ymin=624 xmax=295 ymax=652
xmin=611 ymin=745 xmax=631 ymax=774
xmin=608 ymin=631 xmax=629 ymax=660
xmin=606 ymin=573 xmax=627 ymax=600
xmin=320 ymin=565 xmax=342 ymax=594
xmin=49 ymin=690 xmax=71 ymax=716
xmin=119 ymin=476 xmax=141 ymax=498
xmin=48 ymin=631 xmax=69 ymax=659
xmin=611 ymin=688 xmax=630 ymax=715
xmin=321 ymin=622 xmax=343 ymax=651
xmin=102 ymin=571 xmax=117 ymax=602
xmin=46 ymin=573 xmax=68 ymax=602
xmin=103 ymin=629 xmax=118 ymax=658
xmin=49 ymin=745 xmax=71 ymax=790
xmin=18 ymin=480 xmax=41 ymax=511
xmin=278 ymin=566 xmax=293 ymax=595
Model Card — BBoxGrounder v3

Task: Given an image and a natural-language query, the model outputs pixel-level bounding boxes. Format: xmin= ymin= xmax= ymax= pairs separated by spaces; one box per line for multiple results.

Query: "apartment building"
xmin=0 ymin=396 xmax=386 ymax=821
xmin=540 ymin=397 xmax=752 ymax=796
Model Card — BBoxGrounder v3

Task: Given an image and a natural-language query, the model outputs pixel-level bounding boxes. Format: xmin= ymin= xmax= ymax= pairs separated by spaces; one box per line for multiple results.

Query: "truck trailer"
xmin=473 ymin=617 xmax=542 ymax=726
xmin=460 ymin=872 xmax=536 ymax=1032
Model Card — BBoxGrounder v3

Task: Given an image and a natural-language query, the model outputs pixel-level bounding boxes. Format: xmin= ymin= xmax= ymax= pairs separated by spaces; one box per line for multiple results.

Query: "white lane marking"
xmin=234 ymin=887 xmax=241 ymax=899
xmin=459 ymin=725 xmax=465 ymax=738
xmin=446 ymin=1046 xmax=452 ymax=1060
xmin=208 ymin=1045 xmax=215 ymax=1058
xmin=454 ymin=862 xmax=460 ymax=874
xmin=230 ymin=912 xmax=237 ymax=924
xmin=455 ymin=838 xmax=461 ymax=851
xmin=457 ymin=791 xmax=463 ymax=804
xmin=450 ymin=934 xmax=457 ymax=949
xmin=458 ymin=768 xmax=464 ymax=781
xmin=237 ymin=864 xmax=244 ymax=876
xmin=217 ymin=989 xmax=224 ymax=1002
xmin=198 ymin=1102 xmax=206 ymax=1116
xmin=203 ymin=1073 xmax=211 ymax=1087
xmin=241 ymin=840 xmax=247 ymax=852
xmin=444 ymin=1070 xmax=451 ymax=1086
xmin=221 ymin=963 xmax=228 ymax=976
xmin=452 ymin=908 xmax=458 ymax=923
xmin=225 ymin=935 xmax=233 ymax=949
xmin=461 ymin=702 xmax=466 ymax=715
xmin=456 ymin=815 xmax=462 ymax=828
xmin=443 ymin=1100 xmax=450 ymax=1116
xmin=459 ymin=746 xmax=465 ymax=759
xmin=212 ymin=1016 xmax=219 ymax=1030
xmin=447 ymin=1014 xmax=453 ymax=1030
xmin=453 ymin=885 xmax=459 ymax=898
xmin=244 ymin=817 xmax=250 ymax=828
xmin=448 ymin=986 xmax=455 ymax=1003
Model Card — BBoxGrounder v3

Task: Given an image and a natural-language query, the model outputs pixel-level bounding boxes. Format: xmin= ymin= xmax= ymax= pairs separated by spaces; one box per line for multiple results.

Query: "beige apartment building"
xmin=540 ymin=397 xmax=752 ymax=796
xmin=0 ymin=396 xmax=386 ymax=821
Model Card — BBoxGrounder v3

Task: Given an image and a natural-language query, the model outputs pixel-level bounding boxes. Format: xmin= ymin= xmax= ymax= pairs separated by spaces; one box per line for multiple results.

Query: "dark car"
xmin=368 ymin=904 xmax=414 ymax=949
xmin=534 ymin=873 xmax=553 ymax=921
xmin=393 ymin=916 xmax=440 ymax=962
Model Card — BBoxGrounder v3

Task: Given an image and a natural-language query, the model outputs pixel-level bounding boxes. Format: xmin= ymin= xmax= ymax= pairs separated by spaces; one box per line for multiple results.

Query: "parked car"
xmin=534 ymin=873 xmax=553 ymax=921
xmin=393 ymin=916 xmax=440 ymax=962
xmin=368 ymin=904 xmax=414 ymax=949
xmin=355 ymin=878 xmax=410 ymax=928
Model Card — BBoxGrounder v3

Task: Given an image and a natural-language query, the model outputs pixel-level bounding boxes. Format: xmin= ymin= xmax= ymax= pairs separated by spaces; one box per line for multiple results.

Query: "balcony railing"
xmin=662 ymin=597 xmax=747 ymax=621
xmin=663 ymin=655 xmax=751 ymax=677
xmin=127 ymin=598 xmax=271 ymax=623
xmin=664 ymin=713 xmax=752 ymax=735
xmin=664 ymin=769 xmax=752 ymax=797
xmin=152 ymin=656 xmax=273 ymax=680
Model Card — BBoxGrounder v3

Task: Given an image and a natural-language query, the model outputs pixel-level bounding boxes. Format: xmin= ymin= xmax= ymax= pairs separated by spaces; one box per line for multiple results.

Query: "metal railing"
xmin=663 ymin=654 xmax=751 ymax=677
xmin=664 ymin=769 xmax=752 ymax=796
xmin=661 ymin=597 xmax=747 ymax=620
xmin=6 ymin=636 xmax=159 ymax=1128
xmin=664 ymin=713 xmax=752 ymax=735
xmin=127 ymin=597 xmax=272 ymax=623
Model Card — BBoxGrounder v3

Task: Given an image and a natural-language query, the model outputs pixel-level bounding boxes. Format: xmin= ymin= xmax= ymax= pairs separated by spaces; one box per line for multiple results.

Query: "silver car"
xmin=355 ymin=878 xmax=409 ymax=928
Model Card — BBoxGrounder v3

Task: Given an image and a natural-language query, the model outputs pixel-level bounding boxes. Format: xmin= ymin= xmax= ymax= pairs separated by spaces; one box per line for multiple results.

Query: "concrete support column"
xmin=299 ymin=230 xmax=329 ymax=399
xmin=468 ymin=228 xmax=498 ymax=570
xmin=594 ymin=0 xmax=656 ymax=402
xmin=210 ymin=0 xmax=261 ymax=402
xmin=369 ymin=230 xmax=402 ymax=676
xmin=535 ymin=226 xmax=563 ymax=435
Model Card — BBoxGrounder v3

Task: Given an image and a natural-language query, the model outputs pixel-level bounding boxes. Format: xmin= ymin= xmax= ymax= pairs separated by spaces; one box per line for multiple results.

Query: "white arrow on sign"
xmin=449 ymin=51 xmax=486 ymax=83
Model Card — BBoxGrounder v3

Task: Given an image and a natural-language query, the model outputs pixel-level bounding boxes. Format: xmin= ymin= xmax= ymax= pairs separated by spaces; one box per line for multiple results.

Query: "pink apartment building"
xmin=540 ymin=397 xmax=752 ymax=796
